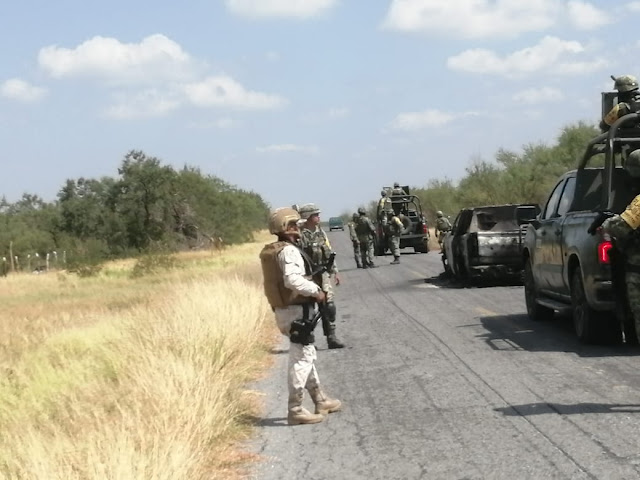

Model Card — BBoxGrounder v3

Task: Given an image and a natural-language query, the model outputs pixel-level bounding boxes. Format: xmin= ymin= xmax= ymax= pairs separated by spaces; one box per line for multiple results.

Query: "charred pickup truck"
xmin=374 ymin=185 xmax=430 ymax=255
xmin=442 ymin=203 xmax=539 ymax=280
xmin=522 ymin=113 xmax=640 ymax=344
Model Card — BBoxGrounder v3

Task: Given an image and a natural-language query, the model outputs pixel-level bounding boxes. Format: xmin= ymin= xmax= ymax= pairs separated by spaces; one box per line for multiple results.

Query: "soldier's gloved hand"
xmin=314 ymin=290 xmax=326 ymax=303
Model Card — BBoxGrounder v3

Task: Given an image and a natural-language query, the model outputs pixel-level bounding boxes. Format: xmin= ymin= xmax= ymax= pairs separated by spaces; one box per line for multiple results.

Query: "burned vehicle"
xmin=374 ymin=185 xmax=430 ymax=255
xmin=442 ymin=203 xmax=540 ymax=279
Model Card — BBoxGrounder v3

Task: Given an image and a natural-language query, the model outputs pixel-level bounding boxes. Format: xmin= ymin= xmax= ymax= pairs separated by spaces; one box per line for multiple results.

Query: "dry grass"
xmin=0 ymin=231 xmax=278 ymax=479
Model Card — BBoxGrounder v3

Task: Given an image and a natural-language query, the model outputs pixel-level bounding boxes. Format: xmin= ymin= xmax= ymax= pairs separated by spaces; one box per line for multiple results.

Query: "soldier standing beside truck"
xmin=601 ymin=149 xmax=640 ymax=344
xmin=388 ymin=213 xmax=404 ymax=265
xmin=435 ymin=211 xmax=452 ymax=248
xmin=348 ymin=213 xmax=363 ymax=268
xmin=355 ymin=207 xmax=377 ymax=269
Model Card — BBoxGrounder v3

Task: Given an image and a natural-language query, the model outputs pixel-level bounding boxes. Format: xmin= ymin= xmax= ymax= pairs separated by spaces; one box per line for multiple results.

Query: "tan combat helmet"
xmin=268 ymin=207 xmax=301 ymax=235
xmin=298 ymin=203 xmax=321 ymax=220
xmin=612 ymin=74 xmax=639 ymax=93
xmin=436 ymin=211 xmax=444 ymax=218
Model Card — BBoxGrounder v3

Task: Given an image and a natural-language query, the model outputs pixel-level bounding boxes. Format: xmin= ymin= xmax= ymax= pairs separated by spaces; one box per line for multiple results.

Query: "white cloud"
xmin=183 ymin=75 xmax=286 ymax=110
xmin=382 ymin=0 xmax=559 ymax=39
xmin=389 ymin=109 xmax=478 ymax=130
xmin=512 ymin=86 xmax=564 ymax=104
xmin=188 ymin=118 xmax=237 ymax=129
xmin=256 ymin=144 xmax=319 ymax=154
xmin=447 ymin=36 xmax=607 ymax=76
xmin=624 ymin=1 xmax=640 ymax=12
xmin=104 ymin=89 xmax=181 ymax=119
xmin=225 ymin=0 xmax=337 ymax=19
xmin=0 ymin=78 xmax=47 ymax=102
xmin=38 ymin=34 xmax=194 ymax=84
xmin=567 ymin=1 xmax=612 ymax=29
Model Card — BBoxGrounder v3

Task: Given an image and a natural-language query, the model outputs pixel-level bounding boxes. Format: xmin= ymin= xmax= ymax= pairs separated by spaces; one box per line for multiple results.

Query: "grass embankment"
xmin=0 ymin=233 xmax=277 ymax=479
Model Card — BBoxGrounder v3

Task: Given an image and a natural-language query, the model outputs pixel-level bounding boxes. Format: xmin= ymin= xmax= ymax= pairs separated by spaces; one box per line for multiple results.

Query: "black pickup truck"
xmin=442 ymin=203 xmax=539 ymax=280
xmin=522 ymin=113 xmax=640 ymax=344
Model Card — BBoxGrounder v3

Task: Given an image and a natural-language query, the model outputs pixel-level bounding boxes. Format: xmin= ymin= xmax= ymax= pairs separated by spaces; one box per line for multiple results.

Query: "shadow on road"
xmin=424 ymin=272 xmax=523 ymax=289
xmin=243 ymin=414 xmax=289 ymax=427
xmin=495 ymin=402 xmax=640 ymax=416
xmin=476 ymin=313 xmax=640 ymax=357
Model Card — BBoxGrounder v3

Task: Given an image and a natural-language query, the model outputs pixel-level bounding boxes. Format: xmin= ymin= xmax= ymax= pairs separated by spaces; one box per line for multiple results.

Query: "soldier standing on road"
xmin=355 ymin=207 xmax=377 ymax=269
xmin=601 ymin=149 xmax=640 ymax=344
xmin=378 ymin=190 xmax=392 ymax=226
xmin=435 ymin=211 xmax=452 ymax=248
xmin=388 ymin=213 xmax=404 ymax=265
xmin=298 ymin=203 xmax=345 ymax=349
xmin=348 ymin=213 xmax=363 ymax=268
xmin=259 ymin=207 xmax=342 ymax=425
xmin=601 ymin=75 xmax=640 ymax=132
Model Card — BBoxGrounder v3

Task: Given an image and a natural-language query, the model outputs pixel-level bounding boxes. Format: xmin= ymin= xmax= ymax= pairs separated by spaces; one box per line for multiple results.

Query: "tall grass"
xmin=0 ymin=234 xmax=277 ymax=479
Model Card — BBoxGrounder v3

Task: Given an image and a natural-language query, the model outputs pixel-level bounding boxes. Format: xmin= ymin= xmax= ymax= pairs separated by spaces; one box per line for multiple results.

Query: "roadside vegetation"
xmin=0 ymin=233 xmax=277 ymax=479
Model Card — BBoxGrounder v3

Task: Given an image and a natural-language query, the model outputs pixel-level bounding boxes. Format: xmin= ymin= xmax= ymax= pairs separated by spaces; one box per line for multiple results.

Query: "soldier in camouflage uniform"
xmin=601 ymin=149 xmax=640 ymax=344
xmin=348 ymin=212 xmax=363 ymax=268
xmin=435 ymin=211 xmax=452 ymax=248
xmin=355 ymin=207 xmax=377 ymax=268
xmin=391 ymin=182 xmax=407 ymax=196
xmin=298 ymin=203 xmax=345 ymax=349
xmin=388 ymin=213 xmax=404 ymax=265
xmin=377 ymin=190 xmax=392 ymax=226
xmin=601 ymin=75 xmax=640 ymax=132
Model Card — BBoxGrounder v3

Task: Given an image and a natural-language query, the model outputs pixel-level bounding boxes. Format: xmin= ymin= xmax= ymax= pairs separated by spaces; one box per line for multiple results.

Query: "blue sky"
xmin=1 ymin=0 xmax=638 ymax=217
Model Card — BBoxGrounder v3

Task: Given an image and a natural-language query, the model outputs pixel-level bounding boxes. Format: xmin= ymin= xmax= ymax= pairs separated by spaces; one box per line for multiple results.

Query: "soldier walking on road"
xmin=388 ymin=213 xmax=404 ymax=265
xmin=435 ymin=211 xmax=452 ymax=248
xmin=355 ymin=207 xmax=377 ymax=268
xmin=298 ymin=203 xmax=345 ymax=349
xmin=259 ymin=207 xmax=342 ymax=425
xmin=348 ymin=213 xmax=363 ymax=268
xmin=601 ymin=149 xmax=640 ymax=344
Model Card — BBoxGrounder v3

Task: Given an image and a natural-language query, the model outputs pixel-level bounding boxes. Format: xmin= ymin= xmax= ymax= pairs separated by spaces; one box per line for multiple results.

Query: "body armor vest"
xmin=300 ymin=228 xmax=331 ymax=268
xmin=259 ymin=241 xmax=311 ymax=309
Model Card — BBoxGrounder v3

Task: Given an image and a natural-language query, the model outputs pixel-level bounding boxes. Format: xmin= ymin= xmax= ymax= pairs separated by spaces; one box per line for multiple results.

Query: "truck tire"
xmin=571 ymin=268 xmax=617 ymax=344
xmin=523 ymin=260 xmax=553 ymax=321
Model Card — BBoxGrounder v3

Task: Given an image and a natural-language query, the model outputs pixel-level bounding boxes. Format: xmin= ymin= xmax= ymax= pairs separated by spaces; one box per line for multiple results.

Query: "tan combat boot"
xmin=308 ymin=386 xmax=342 ymax=415
xmin=288 ymin=392 xmax=324 ymax=425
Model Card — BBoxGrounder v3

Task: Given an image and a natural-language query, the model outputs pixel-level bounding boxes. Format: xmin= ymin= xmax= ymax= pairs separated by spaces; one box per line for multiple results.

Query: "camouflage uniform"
xmin=601 ymin=75 xmax=640 ymax=132
xmin=388 ymin=214 xmax=404 ymax=264
xmin=378 ymin=190 xmax=392 ymax=226
xmin=435 ymin=212 xmax=452 ymax=247
xmin=348 ymin=213 xmax=362 ymax=268
xmin=298 ymin=203 xmax=345 ymax=349
xmin=354 ymin=207 xmax=376 ymax=268
xmin=602 ymin=149 xmax=640 ymax=344
xmin=391 ymin=182 xmax=407 ymax=196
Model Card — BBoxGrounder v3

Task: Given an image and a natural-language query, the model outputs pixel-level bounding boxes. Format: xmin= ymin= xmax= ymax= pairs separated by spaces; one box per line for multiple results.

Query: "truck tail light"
xmin=422 ymin=224 xmax=428 ymax=234
xmin=598 ymin=241 xmax=612 ymax=264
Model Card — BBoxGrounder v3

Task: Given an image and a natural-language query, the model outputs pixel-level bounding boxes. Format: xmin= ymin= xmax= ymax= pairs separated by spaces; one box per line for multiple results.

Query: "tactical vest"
xmin=436 ymin=217 xmax=451 ymax=231
xmin=300 ymin=228 xmax=331 ymax=268
xmin=389 ymin=216 xmax=403 ymax=235
xmin=354 ymin=216 xmax=372 ymax=236
xmin=259 ymin=241 xmax=310 ymax=309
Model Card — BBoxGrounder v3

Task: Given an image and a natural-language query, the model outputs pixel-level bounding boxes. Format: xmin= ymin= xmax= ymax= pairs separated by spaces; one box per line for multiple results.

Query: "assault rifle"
xmin=290 ymin=252 xmax=336 ymax=345
xmin=587 ymin=211 xmax=615 ymax=235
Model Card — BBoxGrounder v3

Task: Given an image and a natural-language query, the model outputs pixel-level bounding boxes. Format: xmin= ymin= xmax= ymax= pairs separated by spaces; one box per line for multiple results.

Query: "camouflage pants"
xmin=626 ymin=270 xmax=640 ymax=342
xmin=390 ymin=234 xmax=400 ymax=257
xmin=320 ymin=271 xmax=335 ymax=303
xmin=352 ymin=240 xmax=362 ymax=267
xmin=358 ymin=238 xmax=374 ymax=266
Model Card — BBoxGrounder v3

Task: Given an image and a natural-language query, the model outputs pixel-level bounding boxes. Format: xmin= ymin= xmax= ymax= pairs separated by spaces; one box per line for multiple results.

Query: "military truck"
xmin=374 ymin=185 xmax=430 ymax=255
xmin=522 ymin=112 xmax=640 ymax=344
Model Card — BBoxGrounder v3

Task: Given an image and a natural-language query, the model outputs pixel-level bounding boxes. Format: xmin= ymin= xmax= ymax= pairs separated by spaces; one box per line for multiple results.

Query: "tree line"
xmin=1 ymin=150 xmax=270 ymax=269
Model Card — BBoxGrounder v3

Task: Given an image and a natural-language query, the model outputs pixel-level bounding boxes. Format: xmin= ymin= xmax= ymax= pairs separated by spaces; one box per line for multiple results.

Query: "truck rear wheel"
xmin=571 ymin=268 xmax=619 ymax=344
xmin=524 ymin=260 xmax=553 ymax=321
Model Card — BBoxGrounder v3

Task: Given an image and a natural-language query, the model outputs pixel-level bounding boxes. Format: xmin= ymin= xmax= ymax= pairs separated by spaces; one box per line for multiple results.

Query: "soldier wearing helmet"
xmin=601 ymin=75 xmax=640 ymax=132
xmin=354 ymin=207 xmax=377 ymax=268
xmin=391 ymin=182 xmax=407 ymax=196
xmin=298 ymin=203 xmax=345 ymax=349
xmin=602 ymin=149 xmax=640 ymax=343
xmin=434 ymin=210 xmax=452 ymax=248
xmin=259 ymin=207 xmax=341 ymax=425
xmin=348 ymin=212 xmax=363 ymax=268
xmin=377 ymin=189 xmax=393 ymax=226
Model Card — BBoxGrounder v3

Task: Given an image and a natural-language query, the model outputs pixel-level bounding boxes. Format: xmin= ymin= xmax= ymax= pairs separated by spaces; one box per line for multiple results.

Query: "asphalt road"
xmin=247 ymin=231 xmax=640 ymax=480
